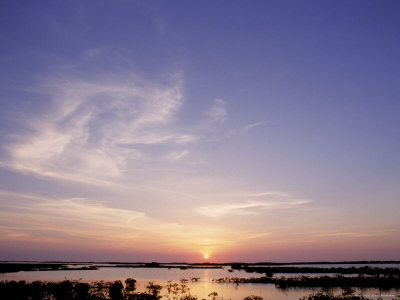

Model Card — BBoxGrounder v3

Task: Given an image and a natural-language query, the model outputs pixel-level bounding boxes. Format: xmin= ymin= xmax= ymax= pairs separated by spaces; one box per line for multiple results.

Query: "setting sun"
xmin=203 ymin=253 xmax=209 ymax=259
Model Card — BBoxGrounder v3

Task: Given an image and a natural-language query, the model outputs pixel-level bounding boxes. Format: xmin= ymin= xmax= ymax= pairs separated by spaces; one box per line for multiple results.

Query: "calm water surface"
xmin=1 ymin=266 xmax=400 ymax=300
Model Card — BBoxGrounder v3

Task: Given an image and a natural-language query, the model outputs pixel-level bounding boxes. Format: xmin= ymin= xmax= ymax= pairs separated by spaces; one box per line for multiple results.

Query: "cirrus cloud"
xmin=5 ymin=72 xmax=193 ymax=183
xmin=195 ymin=192 xmax=310 ymax=218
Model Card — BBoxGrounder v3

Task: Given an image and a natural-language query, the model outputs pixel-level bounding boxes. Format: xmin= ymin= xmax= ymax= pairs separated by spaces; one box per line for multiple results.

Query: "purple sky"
xmin=0 ymin=1 xmax=400 ymax=262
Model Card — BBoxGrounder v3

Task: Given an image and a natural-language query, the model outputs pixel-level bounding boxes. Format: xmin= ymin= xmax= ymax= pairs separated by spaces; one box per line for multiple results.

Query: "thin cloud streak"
xmin=166 ymin=150 xmax=190 ymax=162
xmin=195 ymin=195 xmax=310 ymax=218
xmin=314 ymin=231 xmax=390 ymax=238
xmin=241 ymin=120 xmax=268 ymax=133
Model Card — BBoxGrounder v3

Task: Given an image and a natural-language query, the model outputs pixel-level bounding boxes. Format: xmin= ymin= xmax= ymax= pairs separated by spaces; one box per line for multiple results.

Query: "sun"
xmin=203 ymin=253 xmax=209 ymax=260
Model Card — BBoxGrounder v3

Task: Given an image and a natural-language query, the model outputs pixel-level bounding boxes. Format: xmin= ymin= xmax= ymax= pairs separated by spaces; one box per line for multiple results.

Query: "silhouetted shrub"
xmin=75 ymin=282 xmax=90 ymax=300
xmin=109 ymin=280 xmax=124 ymax=300
xmin=243 ymin=296 xmax=263 ymax=300
xmin=0 ymin=280 xmax=29 ymax=300
xmin=128 ymin=293 xmax=159 ymax=300
xmin=125 ymin=278 xmax=137 ymax=292
xmin=146 ymin=281 xmax=162 ymax=298
xmin=51 ymin=280 xmax=74 ymax=300
xmin=30 ymin=280 xmax=49 ymax=300
xmin=91 ymin=280 xmax=109 ymax=299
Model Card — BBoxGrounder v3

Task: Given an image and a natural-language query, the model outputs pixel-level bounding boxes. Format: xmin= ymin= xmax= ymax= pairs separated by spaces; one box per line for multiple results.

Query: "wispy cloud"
xmin=4 ymin=73 xmax=195 ymax=183
xmin=0 ymin=191 xmax=146 ymax=242
xmin=195 ymin=192 xmax=310 ymax=218
xmin=0 ymin=189 xmax=246 ymax=251
xmin=241 ymin=120 xmax=268 ymax=133
xmin=314 ymin=231 xmax=390 ymax=238
xmin=0 ymin=68 xmax=317 ymax=257
xmin=166 ymin=150 xmax=190 ymax=162
xmin=206 ymin=99 xmax=227 ymax=123
xmin=248 ymin=191 xmax=291 ymax=197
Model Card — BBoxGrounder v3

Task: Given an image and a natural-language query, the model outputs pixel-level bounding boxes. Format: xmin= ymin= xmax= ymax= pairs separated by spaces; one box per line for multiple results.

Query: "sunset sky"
xmin=1 ymin=1 xmax=400 ymax=262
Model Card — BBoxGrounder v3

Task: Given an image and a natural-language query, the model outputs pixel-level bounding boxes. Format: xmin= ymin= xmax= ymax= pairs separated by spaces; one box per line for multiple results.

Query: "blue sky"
xmin=0 ymin=1 xmax=400 ymax=262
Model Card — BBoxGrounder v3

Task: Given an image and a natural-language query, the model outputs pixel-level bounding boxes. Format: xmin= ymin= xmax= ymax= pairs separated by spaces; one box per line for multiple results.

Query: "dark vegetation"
xmin=220 ymin=264 xmax=400 ymax=289
xmin=231 ymin=264 xmax=400 ymax=276
xmin=230 ymin=261 xmax=400 ymax=266
xmin=0 ymin=279 xmax=167 ymax=300
xmin=0 ymin=263 xmax=97 ymax=273
xmin=213 ymin=274 xmax=400 ymax=289
xmin=0 ymin=278 xmax=257 ymax=300
xmin=1 ymin=262 xmax=400 ymax=300
xmin=299 ymin=288 xmax=368 ymax=300
xmin=0 ymin=263 xmax=221 ymax=274
xmin=2 ymin=262 xmax=399 ymax=274
xmin=1 ymin=278 xmax=398 ymax=300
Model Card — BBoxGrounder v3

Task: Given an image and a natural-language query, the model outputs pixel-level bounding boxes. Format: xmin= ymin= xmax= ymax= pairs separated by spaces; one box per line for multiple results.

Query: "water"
xmin=1 ymin=265 xmax=400 ymax=300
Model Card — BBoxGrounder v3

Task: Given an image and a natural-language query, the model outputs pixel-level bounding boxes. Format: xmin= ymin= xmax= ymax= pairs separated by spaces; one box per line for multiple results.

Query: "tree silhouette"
xmin=125 ymin=278 xmax=137 ymax=292
xmin=109 ymin=280 xmax=124 ymax=300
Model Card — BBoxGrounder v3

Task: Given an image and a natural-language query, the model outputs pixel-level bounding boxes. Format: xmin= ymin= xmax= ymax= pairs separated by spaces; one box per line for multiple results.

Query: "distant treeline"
xmin=230 ymin=261 xmax=400 ymax=266
xmin=231 ymin=264 xmax=400 ymax=276
xmin=0 ymin=263 xmax=222 ymax=274
xmin=1 ymin=261 xmax=400 ymax=274
xmin=0 ymin=263 xmax=97 ymax=273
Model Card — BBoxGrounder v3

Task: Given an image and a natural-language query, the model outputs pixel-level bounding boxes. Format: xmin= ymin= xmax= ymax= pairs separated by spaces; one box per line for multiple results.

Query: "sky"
xmin=0 ymin=0 xmax=400 ymax=262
